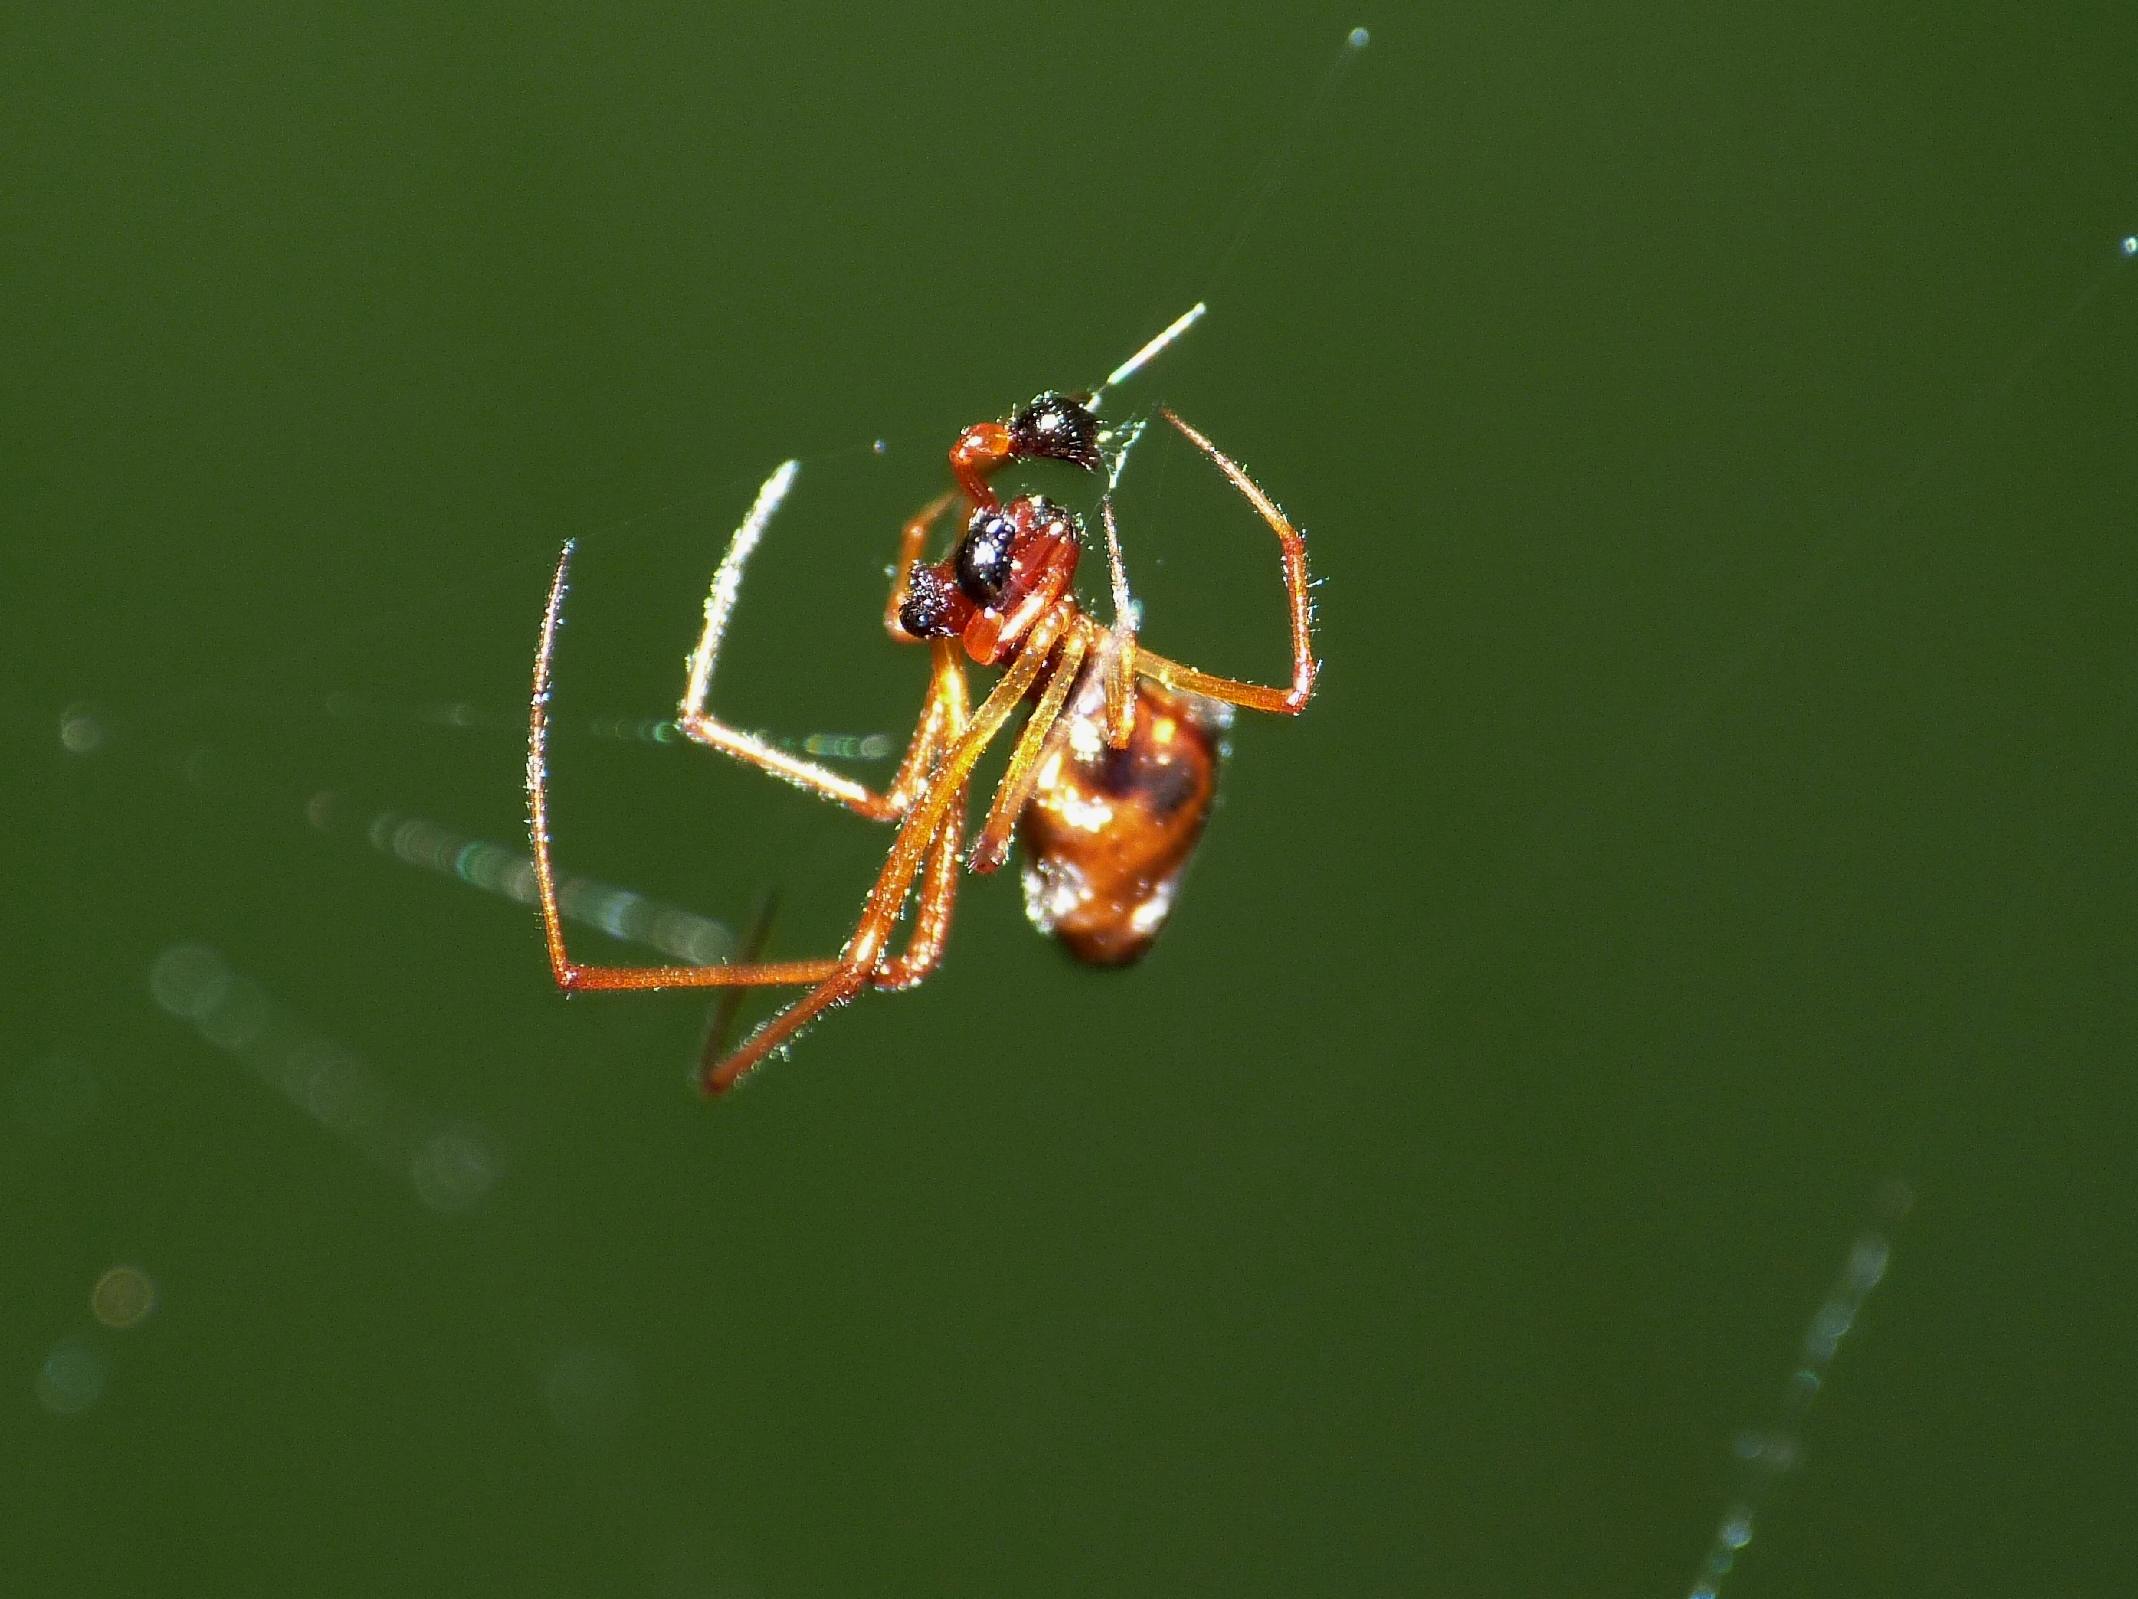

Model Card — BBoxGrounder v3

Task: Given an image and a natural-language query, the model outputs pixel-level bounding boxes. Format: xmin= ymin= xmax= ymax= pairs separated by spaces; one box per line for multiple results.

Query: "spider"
xmin=526 ymin=311 xmax=1317 ymax=1093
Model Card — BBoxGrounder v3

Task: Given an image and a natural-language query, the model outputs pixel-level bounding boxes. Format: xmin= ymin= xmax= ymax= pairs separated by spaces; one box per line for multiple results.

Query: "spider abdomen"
xmin=1018 ymin=680 xmax=1231 ymax=966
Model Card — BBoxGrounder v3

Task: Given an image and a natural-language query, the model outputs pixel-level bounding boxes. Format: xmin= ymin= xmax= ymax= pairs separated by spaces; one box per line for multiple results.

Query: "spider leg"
xmin=698 ymin=888 xmax=781 ymax=1076
xmin=528 ymin=539 xmax=850 ymax=991
xmin=1097 ymin=497 xmax=1140 ymax=748
xmin=873 ymin=647 xmax=973 ymax=989
xmin=1129 ymin=409 xmax=1319 ymax=716
xmin=676 ymin=461 xmax=953 ymax=820
xmin=968 ymin=619 xmax=1091 ymax=873
xmin=702 ymin=605 xmax=1071 ymax=1093
xmin=696 ymin=786 xmax=969 ymax=1092
xmin=688 ymin=643 xmax=959 ymax=1027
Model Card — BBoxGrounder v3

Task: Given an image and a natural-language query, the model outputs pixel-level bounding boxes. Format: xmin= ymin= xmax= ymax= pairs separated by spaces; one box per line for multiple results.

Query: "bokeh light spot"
xmin=196 ymin=974 xmax=274 ymax=1052
xmin=149 ymin=944 xmax=233 ymax=1021
xmin=91 ymin=1265 xmax=157 ymax=1330
xmin=58 ymin=702 xmax=108 ymax=754
xmin=410 ymin=1128 xmax=500 ymax=1214
xmin=35 ymin=1340 xmax=107 ymax=1415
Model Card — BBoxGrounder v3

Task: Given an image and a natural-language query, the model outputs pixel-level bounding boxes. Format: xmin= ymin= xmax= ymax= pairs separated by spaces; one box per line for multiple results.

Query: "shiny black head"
xmin=1007 ymin=392 xmax=1101 ymax=472
xmin=897 ymin=563 xmax=959 ymax=639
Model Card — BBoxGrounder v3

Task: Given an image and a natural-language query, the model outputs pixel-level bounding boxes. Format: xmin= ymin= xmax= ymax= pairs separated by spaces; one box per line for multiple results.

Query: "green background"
xmin=10 ymin=4 xmax=2134 ymax=1594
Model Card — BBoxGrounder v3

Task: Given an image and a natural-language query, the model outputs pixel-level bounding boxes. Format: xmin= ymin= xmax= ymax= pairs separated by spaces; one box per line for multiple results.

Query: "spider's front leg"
xmin=678 ymin=462 xmax=945 ymax=822
xmin=1127 ymin=410 xmax=1319 ymax=718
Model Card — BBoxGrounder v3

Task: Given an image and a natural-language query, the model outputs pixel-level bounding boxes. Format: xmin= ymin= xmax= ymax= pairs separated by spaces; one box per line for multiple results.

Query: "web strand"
xmin=1197 ymin=27 xmax=1372 ymax=301
xmin=1686 ymin=1181 xmax=1913 ymax=1599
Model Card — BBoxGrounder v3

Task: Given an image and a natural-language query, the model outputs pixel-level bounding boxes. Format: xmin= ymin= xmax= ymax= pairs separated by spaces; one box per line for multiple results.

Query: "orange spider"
xmin=526 ymin=312 xmax=1317 ymax=1093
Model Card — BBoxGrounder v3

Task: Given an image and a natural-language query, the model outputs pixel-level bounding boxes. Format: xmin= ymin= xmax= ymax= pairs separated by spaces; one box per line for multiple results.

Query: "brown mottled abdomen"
xmin=1018 ymin=678 xmax=1231 ymax=965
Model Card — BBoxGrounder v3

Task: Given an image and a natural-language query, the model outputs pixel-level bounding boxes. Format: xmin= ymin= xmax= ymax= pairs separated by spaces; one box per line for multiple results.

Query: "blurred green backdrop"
xmin=10 ymin=3 xmax=2134 ymax=1595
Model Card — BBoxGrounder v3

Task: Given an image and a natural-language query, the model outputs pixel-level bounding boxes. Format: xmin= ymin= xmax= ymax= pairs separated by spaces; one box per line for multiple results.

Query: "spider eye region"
xmin=1008 ymin=392 xmax=1101 ymax=471
xmin=956 ymin=509 xmax=1017 ymax=606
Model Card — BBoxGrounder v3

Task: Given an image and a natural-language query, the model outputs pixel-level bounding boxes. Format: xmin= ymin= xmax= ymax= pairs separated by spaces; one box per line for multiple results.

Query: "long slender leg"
xmin=844 ymin=604 xmax=1067 ymax=971
xmin=699 ymin=969 xmax=871 ymax=1095
xmin=703 ymin=606 xmax=1071 ymax=1093
xmin=698 ymin=889 xmax=780 ymax=1077
xmin=874 ymin=645 xmax=973 ymax=989
xmin=695 ymin=646 xmax=970 ymax=1071
xmin=870 ymin=784 xmax=966 ymax=990
xmin=1129 ymin=409 xmax=1319 ymax=716
xmin=1097 ymin=498 xmax=1140 ymax=747
xmin=968 ymin=621 xmax=1091 ymax=873
xmin=676 ymin=461 xmax=922 ymax=819
xmin=528 ymin=538 xmax=889 ymax=993
xmin=680 ymin=482 xmax=954 ymax=829
xmin=698 ymin=786 xmax=967 ymax=1093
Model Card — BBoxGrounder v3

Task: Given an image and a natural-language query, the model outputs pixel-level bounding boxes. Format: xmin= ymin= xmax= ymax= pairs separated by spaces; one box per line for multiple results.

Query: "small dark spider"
xmin=527 ymin=309 xmax=1317 ymax=1093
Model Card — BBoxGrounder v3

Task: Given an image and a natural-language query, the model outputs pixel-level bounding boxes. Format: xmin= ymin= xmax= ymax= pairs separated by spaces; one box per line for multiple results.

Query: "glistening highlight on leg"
xmin=1132 ymin=409 xmax=1319 ymax=716
xmin=528 ymin=538 xmax=866 ymax=995
xmin=702 ymin=772 xmax=972 ymax=1093
xmin=698 ymin=643 xmax=989 ymax=1089
xmin=676 ymin=460 xmax=915 ymax=820
xmin=969 ymin=621 xmax=1090 ymax=873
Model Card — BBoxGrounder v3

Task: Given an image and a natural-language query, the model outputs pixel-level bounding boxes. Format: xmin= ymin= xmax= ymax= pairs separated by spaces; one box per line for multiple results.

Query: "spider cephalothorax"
xmin=897 ymin=496 xmax=1083 ymax=665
